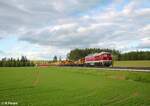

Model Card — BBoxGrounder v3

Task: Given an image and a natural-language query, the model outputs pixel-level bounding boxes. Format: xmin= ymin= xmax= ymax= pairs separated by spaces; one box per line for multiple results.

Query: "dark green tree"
xmin=53 ymin=56 xmax=58 ymax=62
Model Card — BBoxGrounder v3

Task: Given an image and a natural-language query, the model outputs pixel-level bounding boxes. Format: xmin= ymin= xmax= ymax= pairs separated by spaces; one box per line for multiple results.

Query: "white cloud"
xmin=137 ymin=37 xmax=150 ymax=49
xmin=0 ymin=0 xmax=150 ymax=59
xmin=19 ymin=2 xmax=150 ymax=50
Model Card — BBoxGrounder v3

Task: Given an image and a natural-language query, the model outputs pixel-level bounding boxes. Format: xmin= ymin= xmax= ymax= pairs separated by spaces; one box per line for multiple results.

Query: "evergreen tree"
xmin=53 ymin=56 xmax=58 ymax=62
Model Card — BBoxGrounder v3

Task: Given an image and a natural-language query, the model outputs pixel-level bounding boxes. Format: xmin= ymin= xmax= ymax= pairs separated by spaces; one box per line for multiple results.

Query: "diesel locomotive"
xmin=84 ymin=52 xmax=112 ymax=66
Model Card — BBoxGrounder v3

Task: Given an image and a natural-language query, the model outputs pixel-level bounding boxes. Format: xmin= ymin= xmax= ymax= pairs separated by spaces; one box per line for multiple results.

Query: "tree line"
xmin=67 ymin=48 xmax=150 ymax=61
xmin=120 ymin=51 xmax=150 ymax=60
xmin=0 ymin=56 xmax=35 ymax=67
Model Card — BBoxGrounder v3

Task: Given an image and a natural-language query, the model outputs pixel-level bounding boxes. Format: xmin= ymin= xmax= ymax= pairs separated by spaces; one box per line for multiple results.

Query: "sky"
xmin=0 ymin=0 xmax=150 ymax=60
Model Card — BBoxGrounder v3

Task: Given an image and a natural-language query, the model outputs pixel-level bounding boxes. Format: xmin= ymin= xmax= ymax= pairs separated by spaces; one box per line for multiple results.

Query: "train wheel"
xmin=104 ymin=63 xmax=111 ymax=67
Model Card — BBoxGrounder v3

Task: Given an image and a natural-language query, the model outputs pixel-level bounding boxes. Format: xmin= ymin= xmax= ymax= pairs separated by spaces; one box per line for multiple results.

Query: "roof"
xmin=85 ymin=52 xmax=111 ymax=58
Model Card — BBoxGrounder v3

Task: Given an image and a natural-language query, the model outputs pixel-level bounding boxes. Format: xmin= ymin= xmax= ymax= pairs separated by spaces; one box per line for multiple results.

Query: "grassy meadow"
xmin=114 ymin=60 xmax=150 ymax=67
xmin=0 ymin=67 xmax=150 ymax=106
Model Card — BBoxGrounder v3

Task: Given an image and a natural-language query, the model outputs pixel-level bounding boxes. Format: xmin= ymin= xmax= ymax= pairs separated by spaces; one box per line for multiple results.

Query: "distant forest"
xmin=0 ymin=56 xmax=34 ymax=67
xmin=67 ymin=48 xmax=150 ymax=61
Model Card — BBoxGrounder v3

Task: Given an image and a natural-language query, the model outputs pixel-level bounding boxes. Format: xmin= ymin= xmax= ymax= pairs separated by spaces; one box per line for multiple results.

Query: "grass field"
xmin=114 ymin=60 xmax=150 ymax=67
xmin=0 ymin=67 xmax=150 ymax=106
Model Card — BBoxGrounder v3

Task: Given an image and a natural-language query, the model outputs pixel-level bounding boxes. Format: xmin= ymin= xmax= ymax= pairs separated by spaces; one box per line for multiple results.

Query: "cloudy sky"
xmin=0 ymin=0 xmax=150 ymax=60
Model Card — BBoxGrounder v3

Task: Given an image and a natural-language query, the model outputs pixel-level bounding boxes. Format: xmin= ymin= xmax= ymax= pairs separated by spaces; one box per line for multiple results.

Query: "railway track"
xmin=95 ymin=67 xmax=150 ymax=72
xmin=61 ymin=65 xmax=150 ymax=72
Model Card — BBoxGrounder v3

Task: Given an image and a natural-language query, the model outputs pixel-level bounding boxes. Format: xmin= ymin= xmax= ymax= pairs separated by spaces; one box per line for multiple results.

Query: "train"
xmin=35 ymin=52 xmax=113 ymax=67
xmin=60 ymin=52 xmax=113 ymax=67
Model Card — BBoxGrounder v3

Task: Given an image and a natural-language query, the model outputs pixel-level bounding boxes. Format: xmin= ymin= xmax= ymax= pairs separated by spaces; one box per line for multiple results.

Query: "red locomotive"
xmin=85 ymin=52 xmax=112 ymax=66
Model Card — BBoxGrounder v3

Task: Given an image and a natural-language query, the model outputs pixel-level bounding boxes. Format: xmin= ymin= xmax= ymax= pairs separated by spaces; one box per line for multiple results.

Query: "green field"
xmin=114 ymin=60 xmax=150 ymax=67
xmin=0 ymin=67 xmax=150 ymax=106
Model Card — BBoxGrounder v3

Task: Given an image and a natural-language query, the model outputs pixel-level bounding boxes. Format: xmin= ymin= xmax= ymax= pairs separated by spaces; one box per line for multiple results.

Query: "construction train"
xmin=36 ymin=52 xmax=113 ymax=67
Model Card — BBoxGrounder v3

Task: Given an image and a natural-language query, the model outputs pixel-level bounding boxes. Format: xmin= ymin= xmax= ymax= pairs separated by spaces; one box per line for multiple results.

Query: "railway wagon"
xmin=85 ymin=52 xmax=112 ymax=67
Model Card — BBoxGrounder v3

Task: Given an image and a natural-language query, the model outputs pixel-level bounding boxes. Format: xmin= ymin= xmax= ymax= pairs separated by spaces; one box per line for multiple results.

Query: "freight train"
xmin=35 ymin=52 xmax=113 ymax=67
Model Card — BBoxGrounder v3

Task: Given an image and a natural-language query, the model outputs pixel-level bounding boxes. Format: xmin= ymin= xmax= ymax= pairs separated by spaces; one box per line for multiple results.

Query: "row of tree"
xmin=120 ymin=51 xmax=150 ymax=60
xmin=67 ymin=48 xmax=150 ymax=61
xmin=0 ymin=56 xmax=35 ymax=67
